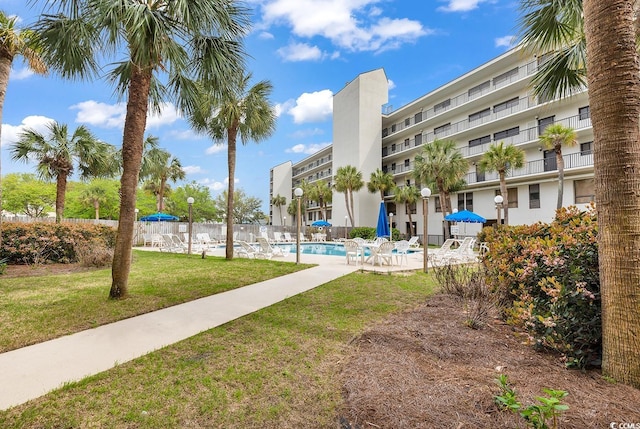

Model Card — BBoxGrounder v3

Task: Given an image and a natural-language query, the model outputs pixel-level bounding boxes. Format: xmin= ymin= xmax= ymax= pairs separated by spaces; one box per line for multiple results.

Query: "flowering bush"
xmin=0 ymin=222 xmax=117 ymax=265
xmin=481 ymin=205 xmax=601 ymax=368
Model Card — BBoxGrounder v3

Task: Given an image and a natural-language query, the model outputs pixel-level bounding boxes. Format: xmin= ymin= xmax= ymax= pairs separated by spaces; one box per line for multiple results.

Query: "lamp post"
xmin=421 ymin=187 xmax=431 ymax=273
xmin=294 ymin=187 xmax=303 ymax=264
xmin=283 ymin=216 xmax=286 ymax=229
xmin=344 ymin=215 xmax=348 ymax=240
xmin=135 ymin=208 xmax=139 ymax=222
xmin=187 ymin=197 xmax=194 ymax=255
xmin=494 ymin=195 xmax=504 ymax=228
xmin=389 ymin=212 xmax=394 ymax=240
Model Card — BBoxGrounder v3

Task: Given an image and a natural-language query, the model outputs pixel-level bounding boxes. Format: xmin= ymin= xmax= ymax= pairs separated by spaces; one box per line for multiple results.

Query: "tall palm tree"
xmin=35 ymin=0 xmax=249 ymax=297
xmin=412 ymin=138 xmax=468 ymax=239
xmin=271 ymin=194 xmax=287 ymax=225
xmin=189 ymin=73 xmax=276 ymax=259
xmin=478 ymin=142 xmax=525 ymax=226
xmin=307 ymin=181 xmax=332 ymax=220
xmin=142 ymin=148 xmax=185 ymax=212
xmin=11 ymin=122 xmax=114 ymax=222
xmin=80 ymin=180 xmax=110 ymax=220
xmin=0 ymin=11 xmax=47 ymax=245
xmin=334 ymin=165 xmax=364 ymax=227
xmin=392 ymin=184 xmax=420 ymax=237
xmin=539 ymin=123 xmax=577 ymax=209
xmin=367 ymin=168 xmax=395 ymax=200
xmin=584 ymin=0 xmax=640 ymax=388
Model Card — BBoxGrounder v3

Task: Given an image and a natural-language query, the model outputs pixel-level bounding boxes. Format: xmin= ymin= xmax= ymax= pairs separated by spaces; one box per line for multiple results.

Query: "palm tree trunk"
xmin=0 ymin=56 xmax=11 ymax=248
xmin=226 ymin=127 xmax=238 ymax=260
xmin=499 ymin=172 xmax=509 ymax=225
xmin=407 ymin=203 xmax=415 ymax=237
xmin=55 ymin=173 xmax=68 ymax=223
xmin=344 ymin=192 xmax=353 ymax=226
xmin=585 ymin=0 xmax=640 ymax=388
xmin=349 ymin=189 xmax=356 ymax=227
xmin=556 ymin=148 xmax=565 ymax=210
xmin=158 ymin=177 xmax=167 ymax=212
xmin=110 ymin=67 xmax=152 ymax=299
xmin=94 ymin=200 xmax=99 ymax=220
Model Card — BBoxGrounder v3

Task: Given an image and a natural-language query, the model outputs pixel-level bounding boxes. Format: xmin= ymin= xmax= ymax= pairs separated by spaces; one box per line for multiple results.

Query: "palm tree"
xmin=307 ymin=181 xmax=332 ymax=220
xmin=412 ymin=138 xmax=468 ymax=239
xmin=584 ymin=0 xmax=640 ymax=388
xmin=478 ymin=142 xmax=525 ymax=226
xmin=392 ymin=184 xmax=420 ymax=238
xmin=11 ymin=122 xmax=114 ymax=222
xmin=80 ymin=181 xmax=110 ymax=220
xmin=539 ymin=123 xmax=577 ymax=209
xmin=271 ymin=194 xmax=287 ymax=225
xmin=334 ymin=165 xmax=364 ymax=227
xmin=142 ymin=148 xmax=185 ymax=212
xmin=0 ymin=11 xmax=47 ymax=245
xmin=35 ymin=0 xmax=249 ymax=297
xmin=189 ymin=73 xmax=276 ymax=259
xmin=367 ymin=168 xmax=395 ymax=200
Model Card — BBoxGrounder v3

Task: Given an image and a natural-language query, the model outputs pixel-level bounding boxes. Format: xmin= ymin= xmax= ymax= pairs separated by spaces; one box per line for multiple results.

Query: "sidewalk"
xmin=0 ymin=262 xmax=360 ymax=410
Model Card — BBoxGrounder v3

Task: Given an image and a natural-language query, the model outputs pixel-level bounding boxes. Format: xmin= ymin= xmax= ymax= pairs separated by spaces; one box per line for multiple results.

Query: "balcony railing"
xmin=382 ymin=59 xmax=539 ymax=137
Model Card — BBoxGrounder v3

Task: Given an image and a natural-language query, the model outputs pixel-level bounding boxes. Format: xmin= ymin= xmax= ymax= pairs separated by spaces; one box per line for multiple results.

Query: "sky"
xmin=0 ymin=0 xmax=521 ymax=213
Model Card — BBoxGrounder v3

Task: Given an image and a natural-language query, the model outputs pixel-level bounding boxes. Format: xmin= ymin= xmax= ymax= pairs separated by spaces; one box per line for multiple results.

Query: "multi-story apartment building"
xmin=270 ymin=46 xmax=594 ymax=242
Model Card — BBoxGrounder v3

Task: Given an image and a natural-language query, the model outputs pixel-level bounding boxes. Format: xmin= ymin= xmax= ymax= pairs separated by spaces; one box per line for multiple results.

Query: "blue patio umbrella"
xmin=311 ymin=219 xmax=332 ymax=227
xmin=444 ymin=209 xmax=486 ymax=223
xmin=376 ymin=202 xmax=390 ymax=238
xmin=139 ymin=212 xmax=180 ymax=222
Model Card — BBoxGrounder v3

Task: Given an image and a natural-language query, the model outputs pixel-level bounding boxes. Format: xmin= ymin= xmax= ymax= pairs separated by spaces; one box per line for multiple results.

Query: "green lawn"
xmin=0 ymin=254 xmax=436 ymax=428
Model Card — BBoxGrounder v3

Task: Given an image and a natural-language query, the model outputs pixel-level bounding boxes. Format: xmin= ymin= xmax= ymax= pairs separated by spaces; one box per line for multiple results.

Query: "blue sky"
xmin=0 ymin=0 xmax=520 ymax=212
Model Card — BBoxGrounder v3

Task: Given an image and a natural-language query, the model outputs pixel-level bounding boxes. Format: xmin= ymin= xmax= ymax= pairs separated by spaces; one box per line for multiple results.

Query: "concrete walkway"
xmin=0 ymin=261 xmax=361 ymax=410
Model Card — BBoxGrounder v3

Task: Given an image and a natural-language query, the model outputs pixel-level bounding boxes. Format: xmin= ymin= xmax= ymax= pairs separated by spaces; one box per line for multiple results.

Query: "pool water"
xmin=274 ymin=242 xmax=415 ymax=257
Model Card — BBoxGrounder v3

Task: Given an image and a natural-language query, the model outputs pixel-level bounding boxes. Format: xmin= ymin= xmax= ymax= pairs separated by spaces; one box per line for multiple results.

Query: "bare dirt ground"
xmin=5 ymin=264 xmax=640 ymax=428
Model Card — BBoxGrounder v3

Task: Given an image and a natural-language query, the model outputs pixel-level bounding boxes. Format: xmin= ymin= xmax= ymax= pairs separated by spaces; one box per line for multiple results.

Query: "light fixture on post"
xmin=294 ymin=187 xmax=303 ymax=264
xmin=494 ymin=195 xmax=504 ymax=228
xmin=389 ymin=212 xmax=394 ymax=240
xmin=421 ymin=187 xmax=431 ymax=273
xmin=187 ymin=197 xmax=194 ymax=255
xmin=135 ymin=208 xmax=139 ymax=222
xmin=344 ymin=215 xmax=348 ymax=240
xmin=283 ymin=216 xmax=286 ymax=232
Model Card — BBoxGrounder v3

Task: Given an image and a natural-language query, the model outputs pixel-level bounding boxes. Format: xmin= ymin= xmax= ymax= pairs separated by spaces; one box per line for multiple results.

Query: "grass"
xmin=0 ymin=257 xmax=436 ymax=428
xmin=0 ymin=251 xmax=311 ymax=353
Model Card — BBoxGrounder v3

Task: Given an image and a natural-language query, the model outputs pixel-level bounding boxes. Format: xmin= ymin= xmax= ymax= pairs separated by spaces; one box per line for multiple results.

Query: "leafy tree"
xmin=413 ymin=138 xmax=468 ymax=239
xmin=78 ymin=179 xmax=116 ymax=219
xmin=367 ymin=168 xmax=395 ymax=200
xmin=271 ymin=194 xmax=287 ymax=225
xmin=287 ymin=198 xmax=306 ymax=227
xmin=334 ymin=165 xmax=364 ymax=227
xmin=142 ymin=148 xmax=185 ymax=212
xmin=65 ymin=179 xmax=120 ymax=219
xmin=0 ymin=11 xmax=47 ymax=245
xmin=478 ymin=142 xmax=525 ymax=226
xmin=1 ymin=173 xmax=55 ymax=217
xmin=35 ymin=0 xmax=249 ymax=297
xmin=307 ymin=181 xmax=332 ymax=220
xmin=539 ymin=123 xmax=577 ymax=209
xmin=214 ymin=188 xmax=265 ymax=224
xmin=392 ymin=184 xmax=420 ymax=238
xmin=189 ymin=73 xmax=276 ymax=259
xmin=166 ymin=181 xmax=220 ymax=222
xmin=584 ymin=0 xmax=640 ymax=388
xmin=11 ymin=121 xmax=115 ymax=222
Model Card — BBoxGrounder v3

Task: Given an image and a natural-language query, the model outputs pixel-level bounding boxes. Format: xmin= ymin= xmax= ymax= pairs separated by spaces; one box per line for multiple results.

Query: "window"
xmin=308 ymin=213 xmax=313 ymax=221
xmin=434 ymin=123 xmax=451 ymax=136
xmin=469 ymin=135 xmax=491 ymax=148
xmin=579 ymin=106 xmax=591 ymax=120
xmin=457 ymin=192 xmax=473 ymax=211
xmin=468 ymin=80 xmax=490 ymax=97
xmin=406 ymin=179 xmax=411 ymax=186
xmin=404 ymin=138 xmax=410 ymax=148
xmin=382 ymin=147 xmax=388 ymax=157
xmin=476 ymin=165 xmax=485 ymax=182
xmin=575 ymin=179 xmax=595 ymax=204
xmin=391 ymin=124 xmax=396 ymax=132
xmin=434 ymin=99 xmax=451 ymax=113
xmin=391 ymin=163 xmax=396 ymax=171
xmin=435 ymin=196 xmax=442 ymax=213
xmin=544 ymin=150 xmax=557 ymax=171
xmin=382 ymin=128 xmax=388 ymax=137
xmin=493 ymin=67 xmax=519 ymax=86
xmin=382 ymin=165 xmax=388 ymax=173
xmin=580 ymin=141 xmax=593 ymax=155
xmin=404 ymin=159 xmax=410 ymax=167
xmin=529 ymin=184 xmax=540 ymax=209
xmin=405 ymin=118 xmax=410 ymax=126
xmin=414 ymin=111 xmax=423 ymax=123
xmin=391 ymin=143 xmax=396 ymax=152
xmin=507 ymin=187 xmax=518 ymax=208
xmin=493 ymin=97 xmax=520 ymax=113
xmin=493 ymin=127 xmax=520 ymax=140
xmin=469 ymin=108 xmax=491 ymax=123
xmin=538 ymin=115 xmax=555 ymax=135
xmin=414 ymin=133 xmax=423 ymax=146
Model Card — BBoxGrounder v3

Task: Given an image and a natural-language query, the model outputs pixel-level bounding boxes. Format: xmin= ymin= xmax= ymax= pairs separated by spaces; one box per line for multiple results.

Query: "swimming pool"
xmin=273 ymin=242 xmax=415 ymax=257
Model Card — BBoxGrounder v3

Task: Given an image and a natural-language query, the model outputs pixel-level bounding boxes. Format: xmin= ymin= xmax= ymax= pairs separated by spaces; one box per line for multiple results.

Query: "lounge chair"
xmin=143 ymin=233 xmax=163 ymax=247
xmin=160 ymin=234 xmax=186 ymax=253
xmin=273 ymin=231 xmax=284 ymax=243
xmin=407 ymin=236 xmax=420 ymax=249
xmin=256 ymin=237 xmax=287 ymax=258
xmin=234 ymin=241 xmax=261 ymax=258
xmin=196 ymin=232 xmax=217 ymax=248
xmin=283 ymin=232 xmax=294 ymax=242
xmin=438 ymin=237 xmax=477 ymax=264
xmin=343 ymin=239 xmax=363 ymax=265
xmin=299 ymin=233 xmax=308 ymax=242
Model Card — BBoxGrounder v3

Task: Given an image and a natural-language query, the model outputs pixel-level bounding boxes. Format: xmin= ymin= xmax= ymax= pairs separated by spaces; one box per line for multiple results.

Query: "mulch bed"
xmin=339 ymin=294 xmax=640 ymax=428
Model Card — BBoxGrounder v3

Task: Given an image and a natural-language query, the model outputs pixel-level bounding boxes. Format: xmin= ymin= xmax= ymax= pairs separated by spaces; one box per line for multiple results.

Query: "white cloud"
xmin=495 ymin=35 xmax=516 ymax=48
xmin=388 ymin=79 xmax=396 ymax=90
xmin=206 ymin=143 xmax=227 ymax=154
xmin=183 ymin=165 xmax=204 ymax=175
xmin=290 ymin=127 xmax=325 ymax=139
xmin=71 ymin=100 xmax=180 ymax=129
xmin=199 ymin=178 xmax=227 ymax=192
xmin=258 ymin=0 xmax=430 ymax=54
xmin=10 ymin=67 xmax=34 ymax=81
xmin=1 ymin=115 xmax=54 ymax=147
xmin=285 ymin=142 xmax=331 ymax=154
xmin=167 ymin=129 xmax=199 ymax=141
xmin=287 ymin=89 xmax=333 ymax=124
xmin=277 ymin=42 xmax=323 ymax=62
xmin=437 ymin=0 xmax=487 ymax=12
xmin=274 ymin=99 xmax=296 ymax=117
xmin=259 ymin=31 xmax=275 ymax=39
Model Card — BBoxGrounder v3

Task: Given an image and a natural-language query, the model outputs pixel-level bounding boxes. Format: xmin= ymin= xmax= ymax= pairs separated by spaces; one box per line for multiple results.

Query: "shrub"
xmin=0 ymin=222 xmax=117 ymax=265
xmin=482 ymin=205 xmax=601 ymax=368
xmin=74 ymin=239 xmax=114 ymax=268
xmin=349 ymin=226 xmax=400 ymax=240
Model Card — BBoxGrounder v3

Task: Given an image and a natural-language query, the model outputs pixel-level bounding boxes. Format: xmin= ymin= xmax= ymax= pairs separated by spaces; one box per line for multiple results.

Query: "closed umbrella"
xmin=376 ymin=202 xmax=390 ymax=238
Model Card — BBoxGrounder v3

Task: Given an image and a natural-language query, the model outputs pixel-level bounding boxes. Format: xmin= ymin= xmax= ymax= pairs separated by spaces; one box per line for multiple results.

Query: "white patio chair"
xmin=343 ymin=239 xmax=363 ymax=265
xmin=394 ymin=240 xmax=410 ymax=266
xmin=256 ymin=237 xmax=286 ymax=258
